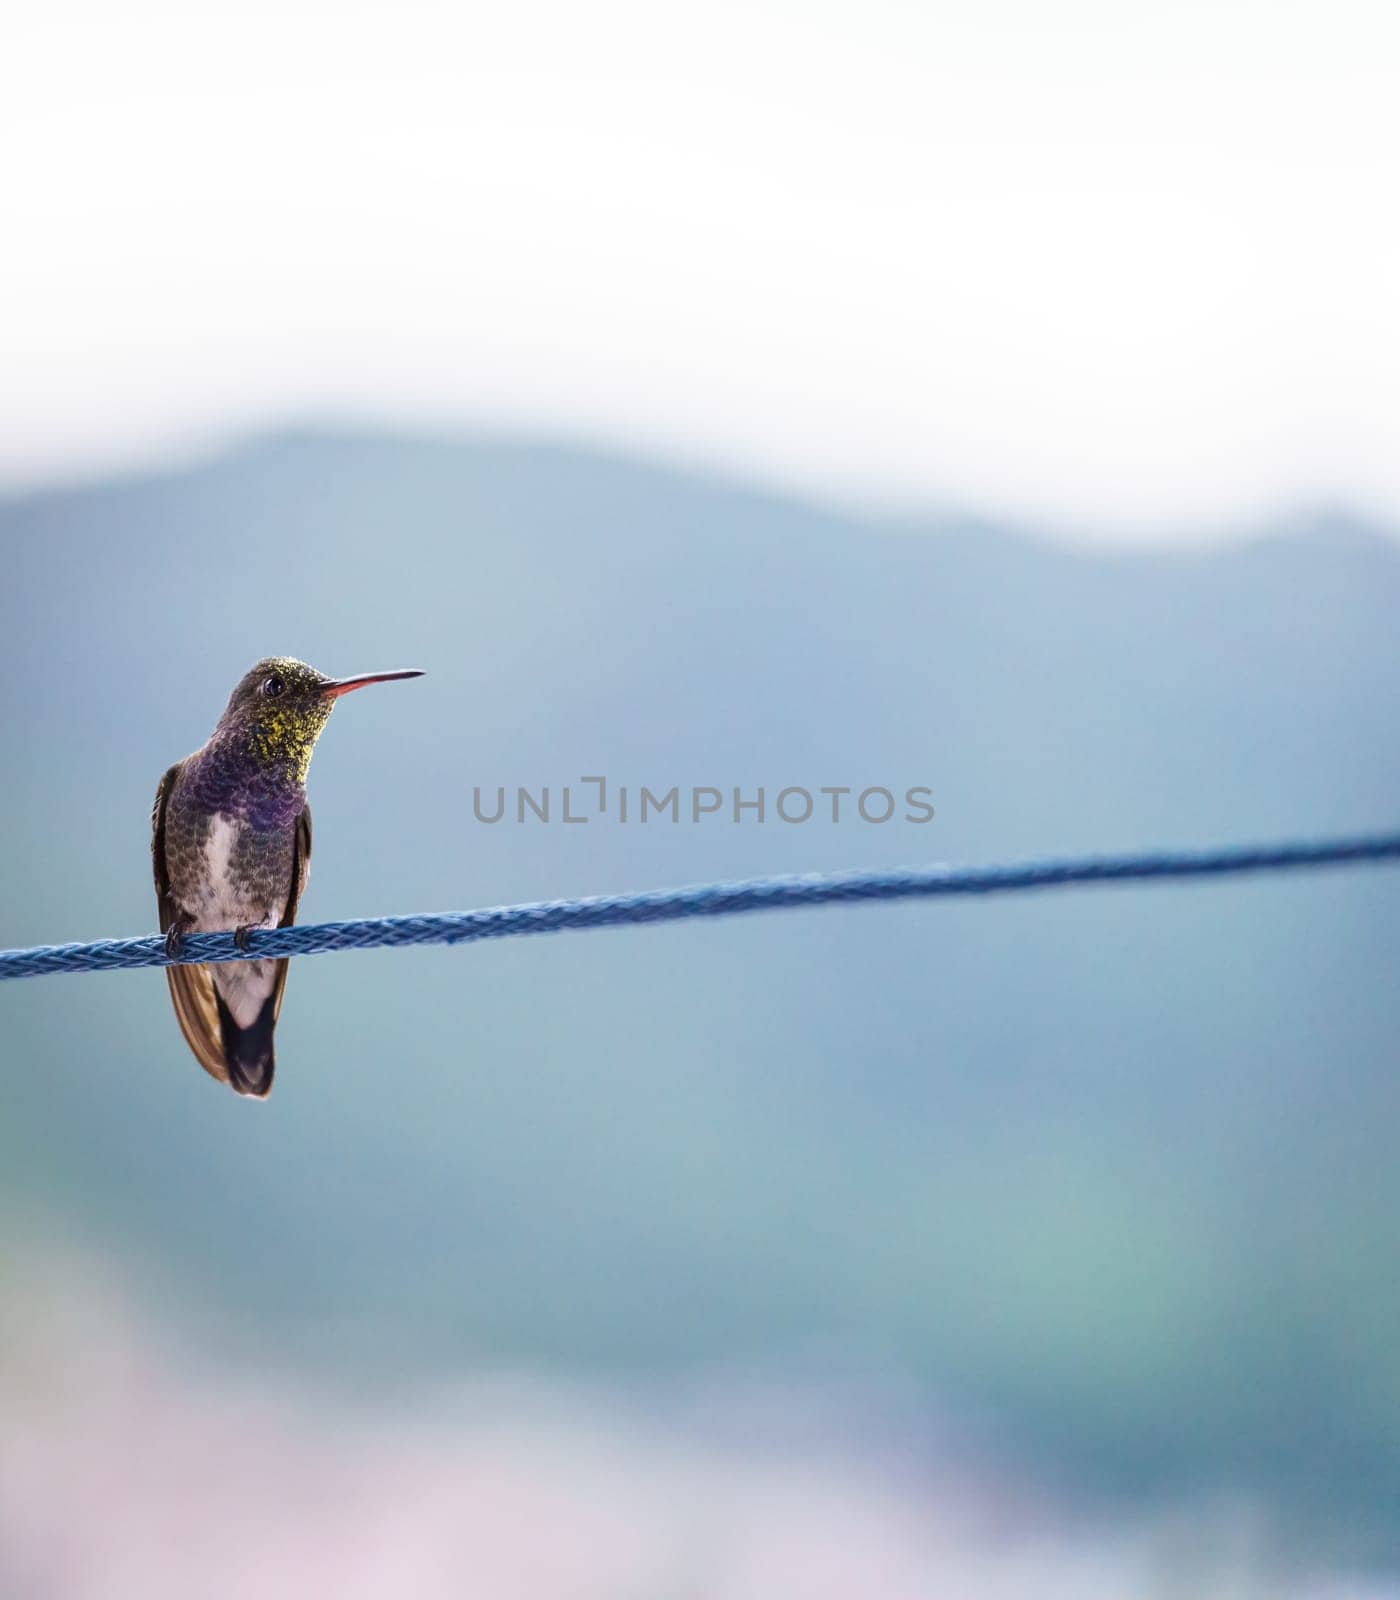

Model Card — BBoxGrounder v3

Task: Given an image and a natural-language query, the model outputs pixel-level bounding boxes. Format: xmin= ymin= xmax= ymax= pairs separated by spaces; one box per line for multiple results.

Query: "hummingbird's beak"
xmin=320 ymin=668 xmax=425 ymax=700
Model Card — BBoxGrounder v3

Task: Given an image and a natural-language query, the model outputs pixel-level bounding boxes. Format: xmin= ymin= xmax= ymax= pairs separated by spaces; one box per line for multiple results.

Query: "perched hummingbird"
xmin=151 ymin=657 xmax=423 ymax=1097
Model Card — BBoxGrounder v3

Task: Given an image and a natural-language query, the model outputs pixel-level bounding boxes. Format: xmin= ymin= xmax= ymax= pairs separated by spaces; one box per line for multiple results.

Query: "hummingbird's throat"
xmin=247 ymin=700 xmax=332 ymax=785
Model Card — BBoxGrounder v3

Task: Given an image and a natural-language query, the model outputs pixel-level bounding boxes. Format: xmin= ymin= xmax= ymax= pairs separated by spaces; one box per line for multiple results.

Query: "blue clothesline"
xmin=2 ymin=830 xmax=1399 ymax=983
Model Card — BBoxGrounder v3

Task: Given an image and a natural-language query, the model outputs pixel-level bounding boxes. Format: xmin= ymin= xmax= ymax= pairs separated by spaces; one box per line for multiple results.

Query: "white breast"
xmin=188 ymin=814 xmax=263 ymax=930
xmin=189 ymin=814 xmax=282 ymax=1029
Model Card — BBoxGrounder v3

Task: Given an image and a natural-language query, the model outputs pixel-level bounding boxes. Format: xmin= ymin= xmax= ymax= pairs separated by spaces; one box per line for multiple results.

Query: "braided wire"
xmin=2 ymin=830 xmax=1399 ymax=982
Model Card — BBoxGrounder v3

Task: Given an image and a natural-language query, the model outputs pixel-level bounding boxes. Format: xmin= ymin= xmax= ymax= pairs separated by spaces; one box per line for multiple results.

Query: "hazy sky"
xmin=5 ymin=0 xmax=1399 ymax=536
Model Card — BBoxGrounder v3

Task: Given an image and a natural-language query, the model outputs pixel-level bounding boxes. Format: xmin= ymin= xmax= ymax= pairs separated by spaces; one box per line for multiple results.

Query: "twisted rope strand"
xmin=3 ymin=830 xmax=1399 ymax=982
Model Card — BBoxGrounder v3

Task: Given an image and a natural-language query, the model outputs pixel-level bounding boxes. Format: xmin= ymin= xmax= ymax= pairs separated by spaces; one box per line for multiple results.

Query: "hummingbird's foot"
xmin=164 ymin=917 xmax=193 ymax=961
xmin=233 ymin=923 xmax=260 ymax=953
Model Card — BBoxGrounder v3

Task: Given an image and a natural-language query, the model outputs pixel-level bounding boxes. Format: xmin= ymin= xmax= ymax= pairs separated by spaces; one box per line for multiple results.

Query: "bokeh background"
xmin=5 ymin=4 xmax=1400 ymax=1596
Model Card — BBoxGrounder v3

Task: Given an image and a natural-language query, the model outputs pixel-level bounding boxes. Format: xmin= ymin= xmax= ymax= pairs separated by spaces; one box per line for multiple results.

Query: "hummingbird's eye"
xmin=260 ymin=673 xmax=285 ymax=698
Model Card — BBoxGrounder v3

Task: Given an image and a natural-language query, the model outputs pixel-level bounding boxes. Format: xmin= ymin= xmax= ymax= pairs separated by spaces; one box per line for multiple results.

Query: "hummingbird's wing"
xmin=152 ymin=764 xmax=232 ymax=1088
xmin=268 ymin=801 xmax=312 ymax=1030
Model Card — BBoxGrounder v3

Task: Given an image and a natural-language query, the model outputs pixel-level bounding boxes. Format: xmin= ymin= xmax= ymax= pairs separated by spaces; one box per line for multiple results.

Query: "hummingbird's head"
xmin=218 ymin=657 xmax=424 ymax=783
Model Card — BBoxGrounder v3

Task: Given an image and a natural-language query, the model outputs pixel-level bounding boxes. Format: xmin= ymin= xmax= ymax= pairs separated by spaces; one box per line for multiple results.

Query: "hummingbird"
xmin=151 ymin=656 xmax=423 ymax=1097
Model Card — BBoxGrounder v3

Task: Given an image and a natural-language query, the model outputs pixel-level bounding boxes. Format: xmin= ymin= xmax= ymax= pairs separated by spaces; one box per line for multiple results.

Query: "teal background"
xmin=4 ymin=431 xmax=1400 ymax=1553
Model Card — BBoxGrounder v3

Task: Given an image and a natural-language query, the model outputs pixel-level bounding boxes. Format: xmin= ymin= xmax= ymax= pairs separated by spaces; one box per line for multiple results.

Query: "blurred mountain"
xmin=3 ymin=430 xmax=1400 ymax=1547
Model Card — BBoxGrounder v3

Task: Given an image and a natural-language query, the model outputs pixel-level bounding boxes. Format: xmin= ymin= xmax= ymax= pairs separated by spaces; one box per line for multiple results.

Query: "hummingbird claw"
xmin=164 ymin=918 xmax=192 ymax=962
xmin=233 ymin=924 xmax=257 ymax=953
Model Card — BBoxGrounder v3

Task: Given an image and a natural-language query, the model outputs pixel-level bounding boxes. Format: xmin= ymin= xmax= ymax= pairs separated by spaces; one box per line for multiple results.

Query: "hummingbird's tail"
xmin=213 ymin=980 xmax=279 ymax=1097
xmin=164 ymin=957 xmax=286 ymax=1098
